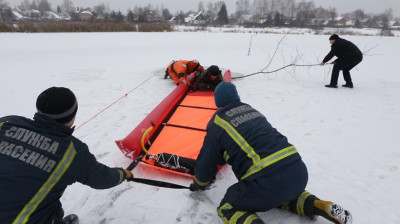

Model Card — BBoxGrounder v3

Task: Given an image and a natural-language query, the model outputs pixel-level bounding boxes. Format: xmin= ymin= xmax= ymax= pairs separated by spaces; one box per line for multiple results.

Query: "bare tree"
xmin=354 ymin=9 xmax=365 ymax=20
xmin=328 ymin=7 xmax=337 ymax=20
xmin=235 ymin=31 xmax=320 ymax=80
xmin=252 ymin=0 xmax=269 ymax=17
xmin=93 ymin=3 xmax=107 ymax=18
xmin=162 ymin=8 xmax=172 ymax=21
xmin=0 ymin=0 xmax=8 ymax=10
xmin=384 ymin=8 xmax=393 ymax=21
xmin=18 ymin=0 xmax=31 ymax=11
xmin=61 ymin=0 xmax=74 ymax=14
xmin=30 ymin=0 xmax=38 ymax=10
xmin=380 ymin=9 xmax=393 ymax=36
xmin=198 ymin=1 xmax=205 ymax=12
xmin=280 ymin=0 xmax=295 ymax=19
xmin=38 ymin=0 xmax=51 ymax=15
xmin=235 ymin=0 xmax=250 ymax=15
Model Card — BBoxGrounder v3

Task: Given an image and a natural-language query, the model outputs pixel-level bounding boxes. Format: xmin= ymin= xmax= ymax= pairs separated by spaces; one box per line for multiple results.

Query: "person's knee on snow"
xmin=217 ymin=203 xmax=264 ymax=224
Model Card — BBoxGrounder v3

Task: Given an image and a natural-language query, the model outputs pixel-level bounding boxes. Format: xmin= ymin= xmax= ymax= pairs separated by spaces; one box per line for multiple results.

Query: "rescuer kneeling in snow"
xmin=0 ymin=87 xmax=134 ymax=224
xmin=164 ymin=60 xmax=204 ymax=85
xmin=190 ymin=82 xmax=352 ymax=224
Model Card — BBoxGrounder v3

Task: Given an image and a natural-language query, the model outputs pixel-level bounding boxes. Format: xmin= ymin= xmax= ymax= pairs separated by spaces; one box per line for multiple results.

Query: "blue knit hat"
xmin=214 ymin=82 xmax=240 ymax=107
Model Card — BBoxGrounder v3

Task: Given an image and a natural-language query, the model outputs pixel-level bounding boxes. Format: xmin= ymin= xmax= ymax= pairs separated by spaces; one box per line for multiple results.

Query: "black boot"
xmin=62 ymin=214 xmax=79 ymax=224
xmin=342 ymin=84 xmax=353 ymax=88
xmin=325 ymin=84 xmax=338 ymax=88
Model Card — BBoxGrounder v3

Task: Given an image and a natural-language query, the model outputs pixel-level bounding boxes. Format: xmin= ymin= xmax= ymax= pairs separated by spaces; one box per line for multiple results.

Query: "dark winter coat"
xmin=194 ymin=68 xmax=223 ymax=90
xmin=323 ymin=38 xmax=363 ymax=64
xmin=193 ymin=101 xmax=301 ymax=187
xmin=0 ymin=113 xmax=127 ymax=224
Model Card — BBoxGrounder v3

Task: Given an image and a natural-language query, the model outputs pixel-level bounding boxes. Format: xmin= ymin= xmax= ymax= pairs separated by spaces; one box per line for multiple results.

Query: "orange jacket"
xmin=167 ymin=60 xmax=204 ymax=85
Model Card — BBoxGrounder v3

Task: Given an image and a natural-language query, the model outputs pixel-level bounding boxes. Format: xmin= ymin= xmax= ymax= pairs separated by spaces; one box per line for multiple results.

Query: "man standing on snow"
xmin=189 ymin=82 xmax=352 ymax=224
xmin=321 ymin=34 xmax=363 ymax=88
xmin=0 ymin=87 xmax=133 ymax=224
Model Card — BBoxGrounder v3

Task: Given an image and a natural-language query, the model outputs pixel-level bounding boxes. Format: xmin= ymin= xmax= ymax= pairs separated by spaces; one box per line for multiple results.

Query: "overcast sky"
xmin=6 ymin=0 xmax=400 ymax=17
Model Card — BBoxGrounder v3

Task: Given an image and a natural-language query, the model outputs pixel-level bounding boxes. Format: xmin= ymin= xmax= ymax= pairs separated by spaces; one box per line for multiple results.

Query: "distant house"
xmin=25 ymin=9 xmax=40 ymax=20
xmin=77 ymin=11 xmax=92 ymax=21
xmin=346 ymin=20 xmax=356 ymax=27
xmin=334 ymin=17 xmax=346 ymax=26
xmin=139 ymin=10 xmax=154 ymax=22
xmin=169 ymin=13 xmax=186 ymax=24
xmin=190 ymin=11 xmax=208 ymax=24
xmin=11 ymin=10 xmax=26 ymax=21
xmin=43 ymin=11 xmax=60 ymax=20
xmin=59 ymin=12 xmax=71 ymax=21
xmin=390 ymin=20 xmax=400 ymax=29
xmin=237 ymin=14 xmax=253 ymax=24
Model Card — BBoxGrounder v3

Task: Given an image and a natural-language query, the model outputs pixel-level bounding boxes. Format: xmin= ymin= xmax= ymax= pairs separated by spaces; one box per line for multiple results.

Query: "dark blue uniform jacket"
xmin=0 ymin=113 xmax=126 ymax=224
xmin=194 ymin=101 xmax=301 ymax=187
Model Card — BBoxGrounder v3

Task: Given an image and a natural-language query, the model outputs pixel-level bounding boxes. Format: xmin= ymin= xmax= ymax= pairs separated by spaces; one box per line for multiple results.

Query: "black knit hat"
xmin=36 ymin=87 xmax=78 ymax=123
xmin=329 ymin=34 xmax=339 ymax=40
xmin=207 ymin=65 xmax=220 ymax=76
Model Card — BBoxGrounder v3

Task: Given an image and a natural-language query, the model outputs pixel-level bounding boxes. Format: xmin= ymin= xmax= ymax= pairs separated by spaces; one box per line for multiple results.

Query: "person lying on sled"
xmin=164 ymin=60 xmax=204 ymax=85
xmin=189 ymin=82 xmax=352 ymax=224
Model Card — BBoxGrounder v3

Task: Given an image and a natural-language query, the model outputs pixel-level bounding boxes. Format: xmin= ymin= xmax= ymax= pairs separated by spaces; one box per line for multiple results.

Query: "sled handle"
xmin=141 ymin=126 xmax=156 ymax=157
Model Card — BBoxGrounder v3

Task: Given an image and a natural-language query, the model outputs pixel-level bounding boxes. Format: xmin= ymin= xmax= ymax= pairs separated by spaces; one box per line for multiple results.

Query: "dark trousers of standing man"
xmin=330 ymin=58 xmax=362 ymax=86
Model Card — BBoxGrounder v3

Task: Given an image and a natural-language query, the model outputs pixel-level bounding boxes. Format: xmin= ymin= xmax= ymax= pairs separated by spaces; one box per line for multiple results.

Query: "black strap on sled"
xmin=126 ymin=155 xmax=190 ymax=189
xmin=127 ymin=177 xmax=189 ymax=189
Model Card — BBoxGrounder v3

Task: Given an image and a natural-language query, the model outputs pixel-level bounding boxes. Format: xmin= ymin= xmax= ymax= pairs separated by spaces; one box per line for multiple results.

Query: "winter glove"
xmin=124 ymin=169 xmax=134 ymax=181
xmin=189 ymin=182 xmax=206 ymax=192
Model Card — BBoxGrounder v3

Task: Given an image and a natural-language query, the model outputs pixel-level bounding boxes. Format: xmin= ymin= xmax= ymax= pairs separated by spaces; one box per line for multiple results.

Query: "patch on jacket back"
xmin=224 ymin=105 xmax=264 ymax=127
xmin=0 ymin=125 xmax=60 ymax=173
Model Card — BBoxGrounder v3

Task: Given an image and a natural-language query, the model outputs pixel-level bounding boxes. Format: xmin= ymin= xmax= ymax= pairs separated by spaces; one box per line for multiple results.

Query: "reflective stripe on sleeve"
xmin=194 ymin=176 xmax=210 ymax=187
xmin=118 ymin=169 xmax=124 ymax=184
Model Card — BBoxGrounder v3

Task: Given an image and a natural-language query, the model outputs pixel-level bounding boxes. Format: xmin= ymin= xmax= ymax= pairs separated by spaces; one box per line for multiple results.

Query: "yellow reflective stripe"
xmin=194 ymin=176 xmax=209 ymax=186
xmin=13 ymin=142 xmax=77 ymax=224
xmin=244 ymin=214 xmax=261 ymax=224
xmin=214 ymin=115 xmax=260 ymax=164
xmin=223 ymin=151 xmax=229 ymax=162
xmin=231 ymin=211 xmax=247 ymax=224
xmin=0 ymin=121 xmax=5 ymax=130
xmin=241 ymin=146 xmax=298 ymax=180
xmin=217 ymin=203 xmax=233 ymax=224
xmin=118 ymin=170 xmax=124 ymax=184
xmin=297 ymin=191 xmax=312 ymax=216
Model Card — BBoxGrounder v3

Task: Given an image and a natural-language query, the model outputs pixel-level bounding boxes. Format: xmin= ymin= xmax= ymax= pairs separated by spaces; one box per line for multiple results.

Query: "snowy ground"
xmin=1 ymin=29 xmax=399 ymax=223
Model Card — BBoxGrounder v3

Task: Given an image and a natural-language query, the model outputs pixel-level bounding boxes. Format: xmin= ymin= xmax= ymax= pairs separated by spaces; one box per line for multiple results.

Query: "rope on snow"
xmin=75 ymin=67 xmax=166 ymax=131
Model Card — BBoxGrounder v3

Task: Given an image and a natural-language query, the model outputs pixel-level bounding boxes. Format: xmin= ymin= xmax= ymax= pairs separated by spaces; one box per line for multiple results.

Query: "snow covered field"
xmin=1 ymin=29 xmax=399 ymax=223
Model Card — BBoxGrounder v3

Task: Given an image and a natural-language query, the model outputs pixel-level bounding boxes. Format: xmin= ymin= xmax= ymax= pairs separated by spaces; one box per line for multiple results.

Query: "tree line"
xmin=0 ymin=0 xmax=398 ymax=30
